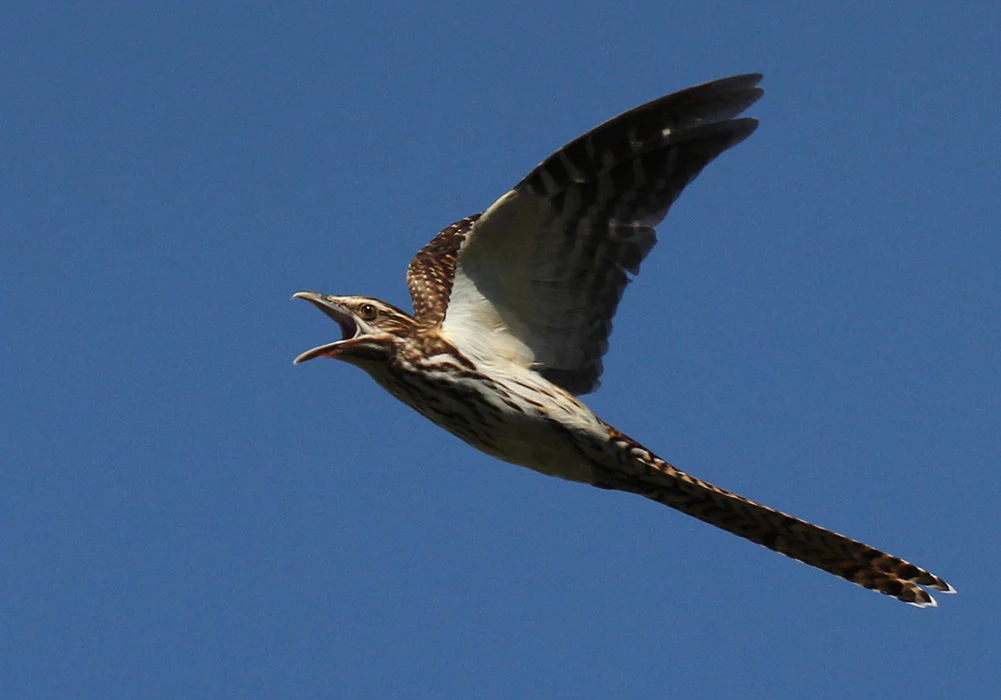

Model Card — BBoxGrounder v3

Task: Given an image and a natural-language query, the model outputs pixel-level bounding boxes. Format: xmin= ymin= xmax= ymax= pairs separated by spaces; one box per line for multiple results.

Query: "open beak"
xmin=292 ymin=292 xmax=359 ymax=364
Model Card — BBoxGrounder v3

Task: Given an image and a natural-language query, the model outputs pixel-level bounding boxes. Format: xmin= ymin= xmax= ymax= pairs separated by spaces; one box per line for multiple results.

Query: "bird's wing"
xmin=407 ymin=215 xmax=481 ymax=329
xmin=411 ymin=74 xmax=763 ymax=395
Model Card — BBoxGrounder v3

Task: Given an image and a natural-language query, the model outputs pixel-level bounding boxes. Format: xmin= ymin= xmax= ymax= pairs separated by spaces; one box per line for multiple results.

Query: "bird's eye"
xmin=360 ymin=304 xmax=378 ymax=321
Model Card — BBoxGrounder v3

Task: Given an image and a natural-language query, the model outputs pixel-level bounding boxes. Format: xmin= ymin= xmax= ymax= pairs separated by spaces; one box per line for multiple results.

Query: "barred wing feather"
xmin=429 ymin=74 xmax=762 ymax=394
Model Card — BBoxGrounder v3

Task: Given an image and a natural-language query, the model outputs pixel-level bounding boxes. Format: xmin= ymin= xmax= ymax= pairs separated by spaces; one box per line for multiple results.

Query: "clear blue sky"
xmin=4 ymin=3 xmax=999 ymax=698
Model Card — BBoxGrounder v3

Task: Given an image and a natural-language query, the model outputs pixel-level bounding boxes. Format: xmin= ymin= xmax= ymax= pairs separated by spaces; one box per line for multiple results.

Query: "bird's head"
xmin=292 ymin=292 xmax=416 ymax=366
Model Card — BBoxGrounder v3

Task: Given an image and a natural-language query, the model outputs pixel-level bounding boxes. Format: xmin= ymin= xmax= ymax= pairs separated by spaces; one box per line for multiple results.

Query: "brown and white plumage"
xmin=294 ymin=74 xmax=954 ymax=607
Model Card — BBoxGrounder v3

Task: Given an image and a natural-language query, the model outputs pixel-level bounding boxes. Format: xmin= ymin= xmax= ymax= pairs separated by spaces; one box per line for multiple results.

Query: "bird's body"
xmin=316 ymin=294 xmax=607 ymax=483
xmin=294 ymin=74 xmax=954 ymax=607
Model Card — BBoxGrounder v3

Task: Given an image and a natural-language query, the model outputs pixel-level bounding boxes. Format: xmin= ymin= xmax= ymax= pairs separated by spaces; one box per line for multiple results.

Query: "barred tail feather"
xmin=599 ymin=428 xmax=954 ymax=607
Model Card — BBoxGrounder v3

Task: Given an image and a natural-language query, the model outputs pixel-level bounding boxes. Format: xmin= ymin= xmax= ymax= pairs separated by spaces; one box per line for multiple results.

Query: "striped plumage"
xmin=293 ymin=74 xmax=954 ymax=607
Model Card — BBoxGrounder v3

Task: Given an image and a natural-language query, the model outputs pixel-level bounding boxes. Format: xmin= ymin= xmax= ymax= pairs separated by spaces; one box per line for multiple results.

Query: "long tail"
xmin=595 ymin=427 xmax=954 ymax=607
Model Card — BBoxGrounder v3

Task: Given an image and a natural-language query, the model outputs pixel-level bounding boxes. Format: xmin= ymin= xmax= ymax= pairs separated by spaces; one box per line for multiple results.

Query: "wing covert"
xmin=406 ymin=215 xmax=481 ymax=328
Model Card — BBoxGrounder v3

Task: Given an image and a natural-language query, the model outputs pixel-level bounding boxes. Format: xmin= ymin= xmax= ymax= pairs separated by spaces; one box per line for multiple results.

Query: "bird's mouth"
xmin=292 ymin=291 xmax=359 ymax=363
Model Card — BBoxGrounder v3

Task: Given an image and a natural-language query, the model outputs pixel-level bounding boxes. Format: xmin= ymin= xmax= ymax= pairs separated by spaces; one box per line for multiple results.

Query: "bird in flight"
xmin=293 ymin=74 xmax=954 ymax=607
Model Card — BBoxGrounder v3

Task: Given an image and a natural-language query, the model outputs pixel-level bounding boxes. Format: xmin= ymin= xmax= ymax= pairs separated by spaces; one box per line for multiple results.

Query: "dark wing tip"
xmin=720 ymin=116 xmax=759 ymax=147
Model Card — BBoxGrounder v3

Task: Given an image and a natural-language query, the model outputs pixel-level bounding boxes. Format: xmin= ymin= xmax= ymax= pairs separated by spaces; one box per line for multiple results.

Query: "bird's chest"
xmin=367 ymin=359 xmax=602 ymax=484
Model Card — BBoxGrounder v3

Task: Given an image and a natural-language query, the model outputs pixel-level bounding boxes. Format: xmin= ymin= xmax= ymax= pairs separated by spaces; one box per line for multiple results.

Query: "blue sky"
xmin=3 ymin=2 xmax=999 ymax=698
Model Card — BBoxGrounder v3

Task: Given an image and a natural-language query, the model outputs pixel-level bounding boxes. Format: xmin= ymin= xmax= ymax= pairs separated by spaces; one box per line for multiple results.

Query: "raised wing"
xmin=407 ymin=215 xmax=481 ymax=328
xmin=417 ymin=74 xmax=763 ymax=394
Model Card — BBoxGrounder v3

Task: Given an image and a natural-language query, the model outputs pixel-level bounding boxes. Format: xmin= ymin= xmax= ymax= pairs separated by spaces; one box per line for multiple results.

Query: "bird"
xmin=292 ymin=73 xmax=954 ymax=607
